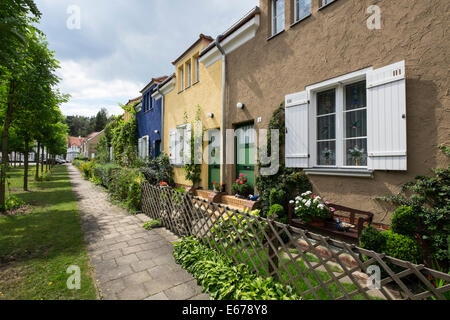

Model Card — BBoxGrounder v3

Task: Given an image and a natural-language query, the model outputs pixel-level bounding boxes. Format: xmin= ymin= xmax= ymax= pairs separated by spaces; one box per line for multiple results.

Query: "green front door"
xmin=208 ymin=130 xmax=221 ymax=190
xmin=236 ymin=124 xmax=255 ymax=190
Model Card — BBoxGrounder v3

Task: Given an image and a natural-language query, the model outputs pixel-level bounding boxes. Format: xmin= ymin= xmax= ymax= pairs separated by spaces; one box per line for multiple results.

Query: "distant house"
xmin=136 ymin=76 xmax=168 ymax=160
xmin=66 ymin=136 xmax=86 ymax=162
xmin=123 ymin=96 xmax=142 ymax=123
xmin=81 ymin=131 xmax=105 ymax=160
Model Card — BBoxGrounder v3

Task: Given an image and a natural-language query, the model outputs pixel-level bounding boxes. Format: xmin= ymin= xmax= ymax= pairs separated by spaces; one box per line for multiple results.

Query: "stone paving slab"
xmin=67 ymin=164 xmax=209 ymax=300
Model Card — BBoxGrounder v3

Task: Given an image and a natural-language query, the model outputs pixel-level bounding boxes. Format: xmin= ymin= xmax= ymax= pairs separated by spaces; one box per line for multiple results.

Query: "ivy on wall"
xmin=184 ymin=105 xmax=203 ymax=186
xmin=256 ymin=102 xmax=312 ymax=219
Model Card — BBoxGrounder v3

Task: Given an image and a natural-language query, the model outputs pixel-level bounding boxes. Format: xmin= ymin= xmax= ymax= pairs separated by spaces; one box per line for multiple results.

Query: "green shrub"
xmin=140 ymin=154 xmax=174 ymax=186
xmin=79 ymin=161 xmax=97 ymax=180
xmin=379 ymin=146 xmax=449 ymax=268
xmin=94 ymin=163 xmax=120 ymax=188
xmin=173 ymin=237 xmax=301 ymax=300
xmin=268 ymin=204 xmax=284 ymax=219
xmin=360 ymin=225 xmax=386 ymax=253
xmin=143 ymin=219 xmax=162 ymax=230
xmin=391 ymin=206 xmax=419 ymax=237
xmin=360 ymin=227 xmax=423 ymax=265
xmin=107 ymin=167 xmax=144 ymax=212
xmin=382 ymin=230 xmax=423 ymax=265
xmin=0 ymin=195 xmax=26 ymax=211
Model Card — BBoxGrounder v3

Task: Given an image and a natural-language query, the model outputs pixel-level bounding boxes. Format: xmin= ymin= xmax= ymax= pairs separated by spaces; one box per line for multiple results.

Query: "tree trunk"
xmin=0 ymin=81 xmax=14 ymax=212
xmin=41 ymin=146 xmax=44 ymax=173
xmin=35 ymin=141 xmax=40 ymax=180
xmin=24 ymin=139 xmax=29 ymax=191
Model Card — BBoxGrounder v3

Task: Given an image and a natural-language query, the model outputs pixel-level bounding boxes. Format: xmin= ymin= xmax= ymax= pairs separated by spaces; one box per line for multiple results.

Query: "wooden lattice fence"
xmin=141 ymin=183 xmax=450 ymax=300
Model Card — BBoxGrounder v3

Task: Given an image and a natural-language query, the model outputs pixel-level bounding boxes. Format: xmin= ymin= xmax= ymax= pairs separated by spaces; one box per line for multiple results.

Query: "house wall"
xmin=163 ymin=40 xmax=223 ymax=190
xmin=86 ymin=132 xmax=104 ymax=159
xmin=137 ymin=87 xmax=163 ymax=158
xmin=224 ymin=0 xmax=450 ymax=223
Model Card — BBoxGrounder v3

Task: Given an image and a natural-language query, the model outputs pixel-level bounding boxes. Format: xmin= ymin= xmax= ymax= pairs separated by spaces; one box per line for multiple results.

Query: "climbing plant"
xmin=256 ymin=102 xmax=311 ymax=219
xmin=184 ymin=105 xmax=203 ymax=186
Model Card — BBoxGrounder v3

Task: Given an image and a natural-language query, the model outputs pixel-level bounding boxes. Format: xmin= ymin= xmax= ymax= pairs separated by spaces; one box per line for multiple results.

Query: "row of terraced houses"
xmin=122 ymin=0 xmax=448 ymax=225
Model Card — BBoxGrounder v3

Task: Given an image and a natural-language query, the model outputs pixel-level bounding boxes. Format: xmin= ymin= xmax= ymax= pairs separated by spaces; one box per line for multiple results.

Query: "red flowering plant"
xmin=232 ymin=174 xmax=253 ymax=197
xmin=159 ymin=181 xmax=169 ymax=187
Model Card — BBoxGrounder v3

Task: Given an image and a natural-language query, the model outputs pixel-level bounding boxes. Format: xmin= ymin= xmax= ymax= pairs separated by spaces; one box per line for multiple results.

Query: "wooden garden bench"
xmin=288 ymin=203 xmax=374 ymax=244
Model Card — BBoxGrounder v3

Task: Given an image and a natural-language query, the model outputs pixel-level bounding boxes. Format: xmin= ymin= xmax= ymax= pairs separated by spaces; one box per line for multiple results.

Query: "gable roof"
xmin=140 ymin=76 xmax=169 ymax=94
xmin=171 ymin=34 xmax=213 ymax=66
xmin=199 ymin=7 xmax=260 ymax=58
xmin=68 ymin=136 xmax=85 ymax=147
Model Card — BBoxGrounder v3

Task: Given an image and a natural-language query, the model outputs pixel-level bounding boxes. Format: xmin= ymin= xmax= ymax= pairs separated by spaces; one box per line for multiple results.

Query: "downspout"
xmin=157 ymin=85 xmax=164 ymax=154
xmin=215 ymin=35 xmax=226 ymax=185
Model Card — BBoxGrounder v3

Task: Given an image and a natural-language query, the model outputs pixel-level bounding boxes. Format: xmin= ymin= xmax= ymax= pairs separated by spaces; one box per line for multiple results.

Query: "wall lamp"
xmin=154 ymin=130 xmax=160 ymax=134
xmin=237 ymin=102 xmax=245 ymax=109
xmin=207 ymin=113 xmax=215 ymax=118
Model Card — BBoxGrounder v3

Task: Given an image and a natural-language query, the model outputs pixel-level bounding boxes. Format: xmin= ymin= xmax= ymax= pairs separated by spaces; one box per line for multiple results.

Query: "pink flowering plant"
xmin=290 ymin=191 xmax=334 ymax=222
xmin=232 ymin=174 xmax=253 ymax=197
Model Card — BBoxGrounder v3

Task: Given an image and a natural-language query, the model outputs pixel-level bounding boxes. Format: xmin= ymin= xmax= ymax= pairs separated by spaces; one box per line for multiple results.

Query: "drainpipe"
xmin=215 ymin=35 xmax=226 ymax=186
xmin=157 ymin=86 xmax=165 ymax=154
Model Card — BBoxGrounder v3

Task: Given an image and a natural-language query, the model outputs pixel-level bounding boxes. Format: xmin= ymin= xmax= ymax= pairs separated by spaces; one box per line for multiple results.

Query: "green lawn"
xmin=0 ymin=165 xmax=97 ymax=300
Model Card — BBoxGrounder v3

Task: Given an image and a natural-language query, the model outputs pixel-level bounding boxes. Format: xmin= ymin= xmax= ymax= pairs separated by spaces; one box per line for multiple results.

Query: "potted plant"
xmin=290 ymin=191 xmax=334 ymax=227
xmin=213 ymin=182 xmax=219 ymax=193
xmin=232 ymin=174 xmax=253 ymax=198
xmin=348 ymin=145 xmax=365 ymax=166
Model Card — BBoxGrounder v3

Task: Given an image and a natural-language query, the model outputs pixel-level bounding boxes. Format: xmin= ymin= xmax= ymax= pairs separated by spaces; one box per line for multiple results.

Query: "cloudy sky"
xmin=35 ymin=0 xmax=258 ymax=117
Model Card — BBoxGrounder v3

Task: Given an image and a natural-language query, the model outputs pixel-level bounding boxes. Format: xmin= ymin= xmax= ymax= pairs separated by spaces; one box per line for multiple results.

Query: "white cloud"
xmin=35 ymin=0 xmax=258 ymax=117
xmin=58 ymin=60 xmax=143 ymax=117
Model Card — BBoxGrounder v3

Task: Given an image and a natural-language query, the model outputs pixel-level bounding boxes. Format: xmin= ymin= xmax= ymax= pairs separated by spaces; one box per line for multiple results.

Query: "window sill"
xmin=193 ymin=81 xmax=199 ymax=86
xmin=304 ymin=168 xmax=374 ymax=178
xmin=267 ymin=30 xmax=285 ymax=41
xmin=290 ymin=14 xmax=312 ymax=29
xmin=318 ymin=0 xmax=338 ymax=11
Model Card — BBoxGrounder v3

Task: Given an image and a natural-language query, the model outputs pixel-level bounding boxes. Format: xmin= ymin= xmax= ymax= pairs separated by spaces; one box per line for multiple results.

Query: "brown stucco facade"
xmin=224 ymin=0 xmax=449 ymax=223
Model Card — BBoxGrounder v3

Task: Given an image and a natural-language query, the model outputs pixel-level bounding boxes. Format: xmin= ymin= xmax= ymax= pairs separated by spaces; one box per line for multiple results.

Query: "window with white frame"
xmin=169 ymin=124 xmax=191 ymax=166
xmin=271 ymin=0 xmax=285 ymax=36
xmin=285 ymin=61 xmax=407 ymax=174
xmin=295 ymin=0 xmax=311 ymax=22
xmin=195 ymin=56 xmax=200 ymax=83
xmin=149 ymin=96 xmax=155 ymax=111
xmin=186 ymin=61 xmax=192 ymax=88
xmin=179 ymin=67 xmax=184 ymax=91
xmin=321 ymin=0 xmax=335 ymax=7
xmin=315 ymin=81 xmax=367 ymax=167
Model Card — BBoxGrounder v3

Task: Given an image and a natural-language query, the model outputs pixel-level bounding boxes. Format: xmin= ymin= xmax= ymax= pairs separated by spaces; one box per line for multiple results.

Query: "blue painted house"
xmin=136 ymin=76 xmax=168 ymax=160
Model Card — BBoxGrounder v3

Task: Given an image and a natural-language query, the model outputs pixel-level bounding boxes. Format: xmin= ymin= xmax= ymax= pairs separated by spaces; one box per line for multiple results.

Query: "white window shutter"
xmin=183 ymin=124 xmax=192 ymax=165
xmin=367 ymin=60 xmax=407 ymax=171
xmin=144 ymin=136 xmax=150 ymax=159
xmin=138 ymin=138 xmax=143 ymax=159
xmin=169 ymin=130 xmax=176 ymax=164
xmin=285 ymin=90 xmax=310 ymax=168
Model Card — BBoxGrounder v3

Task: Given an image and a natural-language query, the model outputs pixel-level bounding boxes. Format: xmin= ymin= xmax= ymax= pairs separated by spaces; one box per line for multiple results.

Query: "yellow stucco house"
xmin=157 ymin=34 xmax=223 ymax=190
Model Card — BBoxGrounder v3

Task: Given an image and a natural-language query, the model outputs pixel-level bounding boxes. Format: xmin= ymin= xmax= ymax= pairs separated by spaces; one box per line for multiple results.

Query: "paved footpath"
xmin=67 ymin=164 xmax=209 ymax=300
